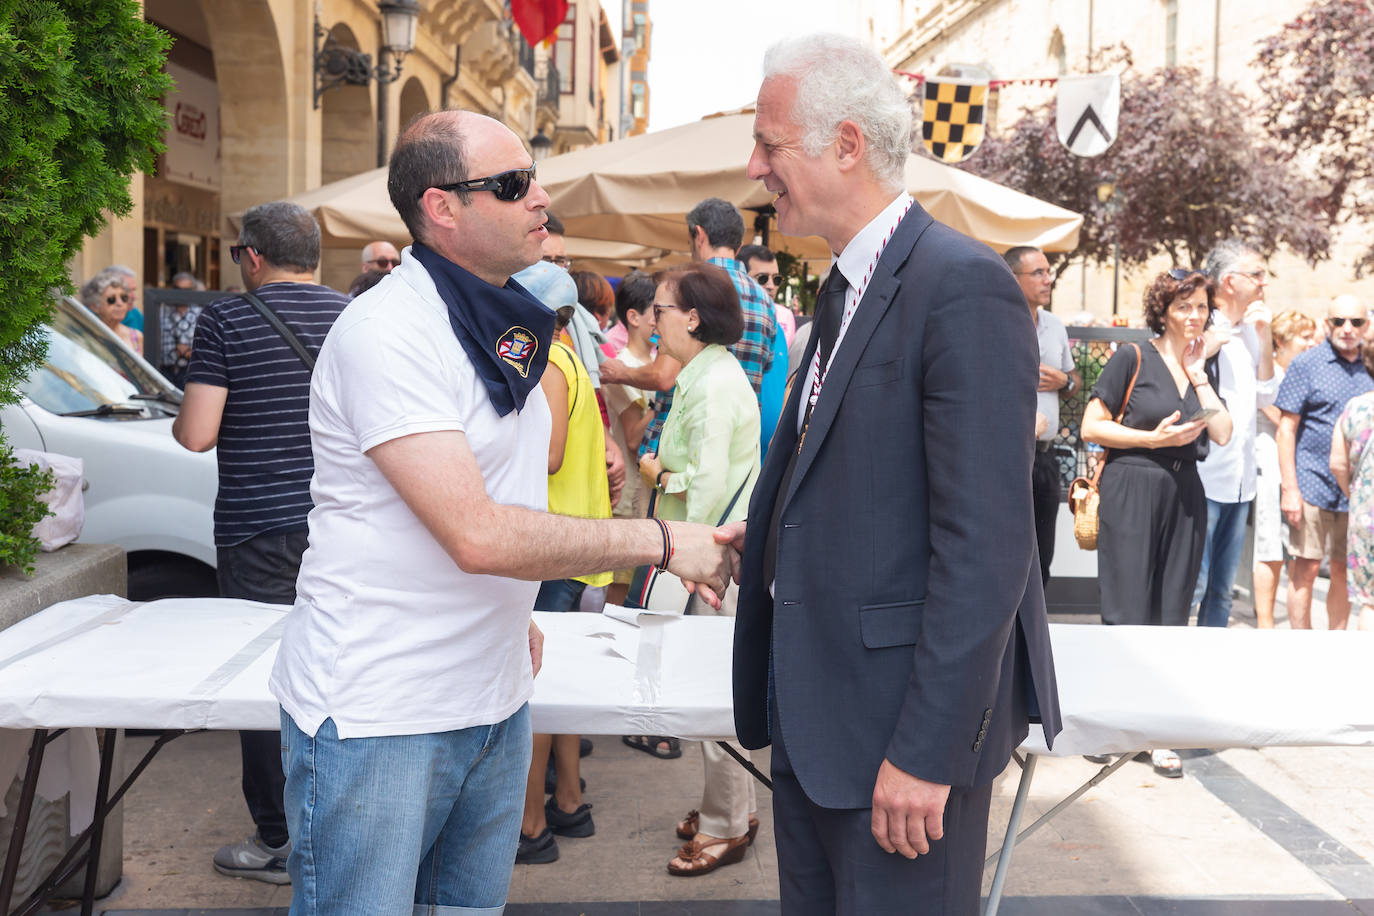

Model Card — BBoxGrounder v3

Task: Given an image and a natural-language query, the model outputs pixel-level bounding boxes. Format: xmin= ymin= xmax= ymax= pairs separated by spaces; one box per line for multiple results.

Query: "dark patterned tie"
xmin=762 ymin=269 xmax=849 ymax=586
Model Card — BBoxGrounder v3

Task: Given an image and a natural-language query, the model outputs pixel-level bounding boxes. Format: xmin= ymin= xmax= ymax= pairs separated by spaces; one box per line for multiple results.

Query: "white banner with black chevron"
xmin=1056 ymin=74 xmax=1119 ymax=158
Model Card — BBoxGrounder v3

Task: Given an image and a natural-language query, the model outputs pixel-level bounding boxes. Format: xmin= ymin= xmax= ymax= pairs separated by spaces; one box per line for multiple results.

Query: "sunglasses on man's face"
xmin=428 ymin=167 xmax=536 ymax=203
xmin=753 ymin=272 xmax=784 ymax=286
xmin=1329 ymin=317 xmax=1369 ymax=328
xmin=229 ymin=244 xmax=258 ymax=265
xmin=368 ymin=257 xmax=401 ymax=269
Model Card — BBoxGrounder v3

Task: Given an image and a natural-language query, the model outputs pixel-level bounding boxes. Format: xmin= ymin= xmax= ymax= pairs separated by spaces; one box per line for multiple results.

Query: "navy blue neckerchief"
xmin=411 ymin=242 xmax=555 ymax=417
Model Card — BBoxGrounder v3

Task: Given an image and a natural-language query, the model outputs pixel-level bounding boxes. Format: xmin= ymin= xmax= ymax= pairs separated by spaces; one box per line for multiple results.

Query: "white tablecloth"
xmin=2 ymin=596 xmax=1373 ymax=754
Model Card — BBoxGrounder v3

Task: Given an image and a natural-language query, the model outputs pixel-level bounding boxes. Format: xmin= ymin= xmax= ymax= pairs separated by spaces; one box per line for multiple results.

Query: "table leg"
xmin=79 ymin=729 xmax=117 ymax=916
xmin=0 ymin=730 xmax=48 ymax=916
xmin=984 ymin=753 xmax=1037 ymax=916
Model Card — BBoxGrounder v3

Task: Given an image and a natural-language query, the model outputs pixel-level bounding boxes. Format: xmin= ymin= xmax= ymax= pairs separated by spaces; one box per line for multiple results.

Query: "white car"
xmin=0 ymin=297 xmax=218 ymax=598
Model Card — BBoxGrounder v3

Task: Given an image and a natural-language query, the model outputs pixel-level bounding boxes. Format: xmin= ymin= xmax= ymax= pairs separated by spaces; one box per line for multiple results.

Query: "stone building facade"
xmin=73 ymin=0 xmax=626 ymax=295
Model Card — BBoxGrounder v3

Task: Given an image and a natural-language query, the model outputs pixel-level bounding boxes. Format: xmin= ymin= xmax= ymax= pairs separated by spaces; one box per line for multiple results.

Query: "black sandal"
xmin=622 ymin=734 xmax=682 ymax=759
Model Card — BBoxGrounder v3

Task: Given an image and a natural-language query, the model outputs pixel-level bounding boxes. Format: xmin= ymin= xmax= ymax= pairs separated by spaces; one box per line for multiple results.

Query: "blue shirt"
xmin=1274 ymin=338 xmax=1374 ymax=511
xmin=185 ymin=282 xmax=349 ymax=546
xmin=640 ymin=257 xmax=779 ymax=456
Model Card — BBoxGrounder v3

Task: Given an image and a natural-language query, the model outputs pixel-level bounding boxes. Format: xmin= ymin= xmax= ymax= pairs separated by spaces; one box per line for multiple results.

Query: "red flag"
xmin=510 ymin=0 xmax=569 ymax=46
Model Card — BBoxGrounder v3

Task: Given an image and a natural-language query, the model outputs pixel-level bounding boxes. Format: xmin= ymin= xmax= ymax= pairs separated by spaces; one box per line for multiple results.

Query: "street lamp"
xmin=1096 ymin=179 xmax=1121 ymax=316
xmin=313 ymin=0 xmax=421 ymax=110
xmin=530 ymin=130 xmax=553 ymax=163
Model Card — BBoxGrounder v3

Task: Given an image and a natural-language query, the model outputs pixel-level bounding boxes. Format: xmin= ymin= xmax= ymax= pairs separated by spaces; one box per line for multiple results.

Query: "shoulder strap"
xmin=242 ymin=291 xmax=317 ymax=372
xmin=553 ymin=341 xmax=580 ymax=418
xmin=715 ymin=469 xmax=755 ymax=526
xmin=1090 ymin=342 xmax=1142 ymax=487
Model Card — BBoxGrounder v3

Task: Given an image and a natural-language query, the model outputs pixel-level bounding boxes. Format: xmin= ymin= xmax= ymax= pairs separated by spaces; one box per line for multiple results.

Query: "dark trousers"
xmin=216 ymin=528 xmax=308 ymax=848
xmin=1097 ymin=456 xmax=1206 ymax=627
xmin=1031 ymin=447 xmax=1061 ymax=586
xmin=771 ymin=702 xmax=994 ymax=915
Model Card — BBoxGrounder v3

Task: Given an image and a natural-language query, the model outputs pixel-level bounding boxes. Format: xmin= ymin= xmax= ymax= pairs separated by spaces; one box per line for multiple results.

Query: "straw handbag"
xmin=1067 ymin=343 xmax=1140 ymax=551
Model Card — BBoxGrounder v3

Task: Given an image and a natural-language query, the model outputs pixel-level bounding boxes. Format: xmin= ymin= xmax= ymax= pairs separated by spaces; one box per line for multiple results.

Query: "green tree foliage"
xmin=1255 ymin=0 xmax=1374 ymax=275
xmin=960 ymin=55 xmax=1330 ymax=276
xmin=0 ymin=0 xmax=170 ymax=570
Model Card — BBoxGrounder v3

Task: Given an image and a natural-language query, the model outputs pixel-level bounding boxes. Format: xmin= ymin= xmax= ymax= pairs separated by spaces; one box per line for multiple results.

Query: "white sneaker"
xmin=213 ymin=833 xmax=291 ymax=885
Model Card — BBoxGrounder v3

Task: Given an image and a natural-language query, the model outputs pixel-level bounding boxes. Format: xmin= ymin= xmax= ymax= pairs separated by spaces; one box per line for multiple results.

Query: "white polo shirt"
xmin=270 ymin=250 xmax=552 ymax=739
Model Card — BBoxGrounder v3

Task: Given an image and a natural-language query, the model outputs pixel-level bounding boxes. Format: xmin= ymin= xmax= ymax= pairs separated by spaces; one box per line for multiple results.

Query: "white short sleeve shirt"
xmin=270 ymin=250 xmax=552 ymax=739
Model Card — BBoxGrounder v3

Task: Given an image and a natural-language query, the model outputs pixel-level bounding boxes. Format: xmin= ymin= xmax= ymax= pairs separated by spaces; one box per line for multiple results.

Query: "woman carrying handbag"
xmin=1079 ymin=268 xmax=1232 ymax=778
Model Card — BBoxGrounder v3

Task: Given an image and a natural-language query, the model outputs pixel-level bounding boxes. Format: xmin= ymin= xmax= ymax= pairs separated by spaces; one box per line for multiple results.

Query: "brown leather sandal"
xmin=676 ymin=810 xmax=760 ymax=844
xmin=666 ymin=832 xmax=750 ymax=876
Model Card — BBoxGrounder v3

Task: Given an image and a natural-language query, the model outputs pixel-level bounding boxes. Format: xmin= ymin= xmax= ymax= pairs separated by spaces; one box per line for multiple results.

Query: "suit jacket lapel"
xmin=780 ymin=205 xmax=934 ymax=508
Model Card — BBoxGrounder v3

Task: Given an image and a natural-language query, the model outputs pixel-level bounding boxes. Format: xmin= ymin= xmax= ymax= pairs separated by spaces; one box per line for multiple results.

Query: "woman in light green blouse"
xmin=637 ymin=262 xmax=762 ymax=877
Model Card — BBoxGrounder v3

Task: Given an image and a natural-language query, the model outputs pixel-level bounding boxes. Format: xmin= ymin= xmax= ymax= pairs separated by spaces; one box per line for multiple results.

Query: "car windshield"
xmin=23 ymin=298 xmax=180 ymax=418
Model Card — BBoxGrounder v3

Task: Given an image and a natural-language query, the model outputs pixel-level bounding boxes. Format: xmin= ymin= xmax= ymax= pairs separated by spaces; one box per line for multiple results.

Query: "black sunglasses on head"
xmin=1167 ymin=267 xmax=1202 ymax=281
xmin=428 ymin=167 xmax=535 ymax=203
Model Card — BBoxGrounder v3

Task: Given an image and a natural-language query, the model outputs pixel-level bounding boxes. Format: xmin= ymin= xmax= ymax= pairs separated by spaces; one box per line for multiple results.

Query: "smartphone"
xmin=1183 ymin=407 xmax=1220 ymax=423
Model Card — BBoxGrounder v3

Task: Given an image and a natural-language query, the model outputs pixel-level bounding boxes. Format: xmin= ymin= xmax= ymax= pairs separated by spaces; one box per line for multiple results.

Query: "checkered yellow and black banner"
xmin=921 ymin=79 xmax=988 ymax=164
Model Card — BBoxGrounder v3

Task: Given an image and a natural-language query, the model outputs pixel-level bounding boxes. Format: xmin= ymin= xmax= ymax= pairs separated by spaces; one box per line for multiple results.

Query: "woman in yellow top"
xmin=518 ymin=279 xmax=613 ymax=866
xmin=637 ymin=262 xmax=761 ymax=878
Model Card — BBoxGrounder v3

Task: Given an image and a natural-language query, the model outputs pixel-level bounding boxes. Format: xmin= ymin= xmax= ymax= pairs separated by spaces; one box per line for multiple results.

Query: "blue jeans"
xmin=281 ymin=706 xmax=532 ymax=915
xmin=533 ymin=578 xmax=586 ymax=612
xmin=1193 ymin=499 xmax=1251 ymax=628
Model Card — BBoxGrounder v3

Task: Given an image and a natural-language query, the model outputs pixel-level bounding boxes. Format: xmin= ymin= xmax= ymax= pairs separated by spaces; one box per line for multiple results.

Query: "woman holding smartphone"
xmin=1080 ymin=269 xmax=1232 ymax=776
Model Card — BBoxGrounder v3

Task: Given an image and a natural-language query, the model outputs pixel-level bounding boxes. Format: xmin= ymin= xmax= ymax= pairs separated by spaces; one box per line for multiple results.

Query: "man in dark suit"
xmin=713 ymin=34 xmax=1062 ymax=914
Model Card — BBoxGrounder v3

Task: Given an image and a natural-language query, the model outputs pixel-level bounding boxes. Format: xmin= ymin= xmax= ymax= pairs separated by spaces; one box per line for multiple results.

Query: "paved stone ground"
xmin=51 ymin=575 xmax=1374 ymax=915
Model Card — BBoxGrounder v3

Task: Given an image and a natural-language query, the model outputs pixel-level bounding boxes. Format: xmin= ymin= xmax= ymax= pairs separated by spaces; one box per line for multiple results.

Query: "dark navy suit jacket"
xmin=732 ymin=202 xmax=1062 ymax=809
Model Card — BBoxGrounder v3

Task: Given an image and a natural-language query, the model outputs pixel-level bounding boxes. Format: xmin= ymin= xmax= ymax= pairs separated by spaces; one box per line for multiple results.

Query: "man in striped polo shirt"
xmin=173 ymin=200 xmax=349 ymax=885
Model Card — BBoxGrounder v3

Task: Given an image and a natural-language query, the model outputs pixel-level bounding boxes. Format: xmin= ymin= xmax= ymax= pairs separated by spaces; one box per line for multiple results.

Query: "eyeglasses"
xmin=542 ymin=255 xmax=572 ymax=269
xmin=428 ymin=167 xmax=536 ymax=203
xmin=653 ymin=304 xmax=689 ymax=320
xmin=1167 ymin=268 xmax=1202 ymax=281
xmin=1227 ymin=268 xmax=1267 ymax=282
xmin=753 ymin=272 xmax=784 ymax=286
xmin=229 ymin=244 xmax=258 ymax=265
xmin=1014 ymin=268 xmax=1052 ymax=280
xmin=104 ymin=293 xmax=129 ymax=304
xmin=1328 ymin=317 xmax=1369 ymax=328
xmin=368 ymin=257 xmax=400 ymax=269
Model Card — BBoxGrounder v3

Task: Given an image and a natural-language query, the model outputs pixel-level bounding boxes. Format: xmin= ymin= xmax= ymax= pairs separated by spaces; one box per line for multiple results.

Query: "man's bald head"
xmin=387 ymin=110 xmax=515 ymax=243
xmin=362 ymin=240 xmax=400 ymax=273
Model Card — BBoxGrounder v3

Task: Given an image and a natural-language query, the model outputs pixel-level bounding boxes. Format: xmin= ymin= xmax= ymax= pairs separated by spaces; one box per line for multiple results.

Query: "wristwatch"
xmin=1062 ymin=373 xmax=1078 ymax=396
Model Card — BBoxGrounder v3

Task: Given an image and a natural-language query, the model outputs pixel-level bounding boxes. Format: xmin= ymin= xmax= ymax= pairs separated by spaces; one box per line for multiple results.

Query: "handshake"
xmin=666 ymin=520 xmax=748 ymax=609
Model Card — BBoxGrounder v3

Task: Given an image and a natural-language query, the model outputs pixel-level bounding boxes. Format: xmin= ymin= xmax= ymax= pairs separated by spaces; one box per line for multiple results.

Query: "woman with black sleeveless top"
xmin=1080 ymin=270 xmax=1233 ymax=776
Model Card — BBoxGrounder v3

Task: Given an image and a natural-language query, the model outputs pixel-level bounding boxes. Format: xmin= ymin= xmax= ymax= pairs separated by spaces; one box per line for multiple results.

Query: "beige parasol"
xmin=538 ymin=112 xmax=1083 ymax=259
xmin=229 ymin=112 xmax=1081 ymax=267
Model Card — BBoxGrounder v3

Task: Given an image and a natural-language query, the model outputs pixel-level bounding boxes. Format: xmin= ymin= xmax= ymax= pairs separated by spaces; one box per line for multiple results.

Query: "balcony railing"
xmin=537 ymin=60 xmax=560 ymax=109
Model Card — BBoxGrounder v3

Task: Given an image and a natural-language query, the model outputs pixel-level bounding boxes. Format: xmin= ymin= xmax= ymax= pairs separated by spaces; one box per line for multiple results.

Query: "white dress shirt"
xmin=796 ymin=192 xmax=914 ymax=432
xmin=1197 ymin=311 xmax=1278 ymax=503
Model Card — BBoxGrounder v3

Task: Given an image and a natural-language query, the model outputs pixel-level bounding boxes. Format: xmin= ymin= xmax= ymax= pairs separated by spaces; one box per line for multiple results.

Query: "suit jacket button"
xmin=972 ymin=739 xmax=982 ymax=752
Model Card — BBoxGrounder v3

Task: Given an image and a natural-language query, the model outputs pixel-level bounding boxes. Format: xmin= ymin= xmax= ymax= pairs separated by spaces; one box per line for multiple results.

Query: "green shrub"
xmin=0 ymin=445 xmax=54 ymax=576
xmin=0 ymin=1 xmax=170 ymax=572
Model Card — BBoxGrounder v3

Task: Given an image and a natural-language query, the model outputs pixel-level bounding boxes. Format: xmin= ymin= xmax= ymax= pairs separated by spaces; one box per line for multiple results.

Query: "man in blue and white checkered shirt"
xmin=600 ymin=197 xmax=779 ymax=456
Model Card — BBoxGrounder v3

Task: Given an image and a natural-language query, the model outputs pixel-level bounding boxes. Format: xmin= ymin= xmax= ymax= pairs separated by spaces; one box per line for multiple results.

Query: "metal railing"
xmin=1051 ymin=326 xmax=1155 ymax=489
xmin=536 ymin=59 xmax=560 ymax=109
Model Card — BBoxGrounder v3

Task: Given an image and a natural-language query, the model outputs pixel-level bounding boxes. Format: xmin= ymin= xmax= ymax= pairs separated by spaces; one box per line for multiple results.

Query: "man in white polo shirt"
xmin=269 ymin=109 xmax=731 ymax=915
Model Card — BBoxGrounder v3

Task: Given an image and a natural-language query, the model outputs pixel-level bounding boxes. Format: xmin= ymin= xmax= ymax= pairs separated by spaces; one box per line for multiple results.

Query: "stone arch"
xmin=319 ymin=23 xmax=378 ymax=186
xmin=198 ymin=0 xmax=290 ymax=258
xmin=398 ymin=77 xmax=431 ymax=135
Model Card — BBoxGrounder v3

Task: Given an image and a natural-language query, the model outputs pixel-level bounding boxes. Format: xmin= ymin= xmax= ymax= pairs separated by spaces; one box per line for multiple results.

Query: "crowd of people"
xmin=61 ymin=27 xmax=1374 ymax=916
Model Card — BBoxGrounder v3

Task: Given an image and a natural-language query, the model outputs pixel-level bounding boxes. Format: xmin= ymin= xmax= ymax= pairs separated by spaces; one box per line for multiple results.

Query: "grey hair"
xmin=763 ymin=33 xmax=912 ymax=188
xmin=239 ymin=201 xmax=321 ymax=272
xmin=80 ymin=268 xmax=127 ymax=309
xmin=686 ymin=197 xmax=745 ymax=251
xmin=105 ymin=264 xmax=137 ymax=286
xmin=1202 ymin=239 xmax=1260 ymax=281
